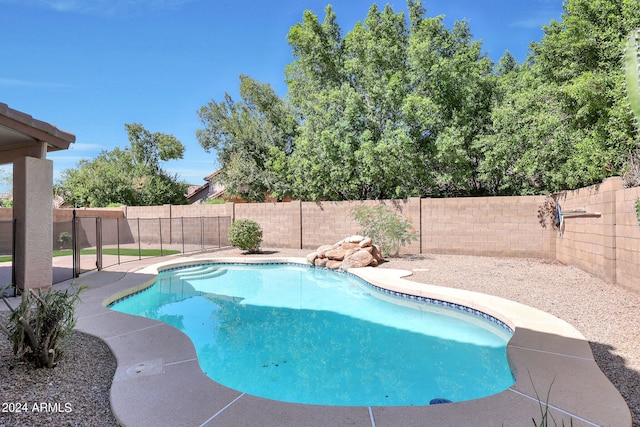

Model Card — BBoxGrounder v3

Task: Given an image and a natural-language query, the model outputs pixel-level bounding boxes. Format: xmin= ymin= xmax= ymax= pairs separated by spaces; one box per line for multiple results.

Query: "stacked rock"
xmin=306 ymin=235 xmax=383 ymax=270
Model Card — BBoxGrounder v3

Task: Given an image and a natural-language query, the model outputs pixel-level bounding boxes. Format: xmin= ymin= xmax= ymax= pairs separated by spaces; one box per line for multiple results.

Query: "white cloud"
xmin=0 ymin=0 xmax=197 ymax=16
xmin=0 ymin=77 xmax=71 ymax=89
xmin=509 ymin=18 xmax=547 ymax=29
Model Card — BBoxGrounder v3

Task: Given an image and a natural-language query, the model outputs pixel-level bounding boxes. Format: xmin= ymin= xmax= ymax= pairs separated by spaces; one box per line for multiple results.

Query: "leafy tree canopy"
xmin=197 ymin=75 xmax=297 ymax=202
xmin=57 ymin=124 xmax=188 ymax=207
xmin=198 ymin=0 xmax=640 ymax=201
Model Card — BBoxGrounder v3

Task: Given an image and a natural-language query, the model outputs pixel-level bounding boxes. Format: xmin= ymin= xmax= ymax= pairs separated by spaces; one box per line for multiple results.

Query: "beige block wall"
xmin=554 ymin=178 xmax=622 ymax=284
xmin=421 ymin=195 xmax=552 ymax=258
xmin=124 ymin=204 xmax=234 ymax=246
xmin=0 ymin=208 xmax=11 ymax=221
xmin=300 ymin=198 xmax=421 ymax=252
xmin=615 ymin=185 xmax=640 ymax=293
xmin=237 ymin=201 xmax=302 ymax=249
xmin=3 ymin=177 xmax=639 ymax=291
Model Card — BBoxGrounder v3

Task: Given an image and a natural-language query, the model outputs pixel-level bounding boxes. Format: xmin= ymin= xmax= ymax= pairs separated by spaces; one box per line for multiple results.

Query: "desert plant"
xmin=636 ymin=198 xmax=640 ymax=225
xmin=228 ymin=218 xmax=263 ymax=253
xmin=0 ymin=285 xmax=84 ymax=368
xmin=530 ymin=374 xmax=573 ymax=427
xmin=351 ymin=204 xmax=418 ymax=257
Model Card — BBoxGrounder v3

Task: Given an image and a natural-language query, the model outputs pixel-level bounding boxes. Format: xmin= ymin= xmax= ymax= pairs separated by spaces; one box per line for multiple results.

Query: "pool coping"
xmin=71 ymin=256 xmax=631 ymax=427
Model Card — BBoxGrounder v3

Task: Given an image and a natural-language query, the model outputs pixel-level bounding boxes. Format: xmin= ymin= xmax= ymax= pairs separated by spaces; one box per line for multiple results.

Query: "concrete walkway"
xmin=49 ymin=254 xmax=631 ymax=426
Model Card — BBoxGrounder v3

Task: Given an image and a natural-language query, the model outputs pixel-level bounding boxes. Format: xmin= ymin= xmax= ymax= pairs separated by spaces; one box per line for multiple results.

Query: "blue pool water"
xmin=110 ymin=263 xmax=514 ymax=406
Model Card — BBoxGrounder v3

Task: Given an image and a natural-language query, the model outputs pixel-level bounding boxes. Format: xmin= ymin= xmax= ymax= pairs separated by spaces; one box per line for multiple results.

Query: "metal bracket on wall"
xmin=560 ymin=209 xmax=602 ymax=218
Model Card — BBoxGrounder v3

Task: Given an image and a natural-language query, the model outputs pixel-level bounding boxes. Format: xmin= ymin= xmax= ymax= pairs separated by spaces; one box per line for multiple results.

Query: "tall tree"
xmin=406 ymin=13 xmax=495 ymax=195
xmin=126 ymin=123 xmax=185 ymax=173
xmin=480 ymin=0 xmax=640 ymax=194
xmin=57 ymin=124 xmax=187 ymax=207
xmin=286 ymin=4 xmax=415 ymax=200
xmin=284 ymin=1 xmax=494 ymax=200
xmin=197 ymin=0 xmax=640 ymax=200
xmin=197 ymin=75 xmax=297 ymax=202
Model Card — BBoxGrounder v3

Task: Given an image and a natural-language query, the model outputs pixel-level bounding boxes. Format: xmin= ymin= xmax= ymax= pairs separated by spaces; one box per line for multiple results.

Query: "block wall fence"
xmin=0 ymin=177 xmax=637 ymax=292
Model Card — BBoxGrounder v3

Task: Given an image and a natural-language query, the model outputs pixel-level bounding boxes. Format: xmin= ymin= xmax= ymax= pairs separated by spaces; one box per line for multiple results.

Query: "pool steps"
xmin=170 ymin=265 xmax=228 ymax=281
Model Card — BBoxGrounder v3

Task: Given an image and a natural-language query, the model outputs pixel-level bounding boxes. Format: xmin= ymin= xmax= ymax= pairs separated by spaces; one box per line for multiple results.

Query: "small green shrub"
xmin=228 ymin=218 xmax=263 ymax=253
xmin=351 ymin=204 xmax=418 ymax=257
xmin=636 ymin=198 xmax=640 ymax=224
xmin=57 ymin=231 xmax=72 ymax=249
xmin=1 ymin=285 xmax=84 ymax=368
xmin=203 ymin=198 xmax=225 ymax=205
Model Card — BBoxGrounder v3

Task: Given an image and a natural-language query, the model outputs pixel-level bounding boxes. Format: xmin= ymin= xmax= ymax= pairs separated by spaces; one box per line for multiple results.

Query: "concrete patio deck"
xmin=50 ymin=254 xmax=632 ymax=426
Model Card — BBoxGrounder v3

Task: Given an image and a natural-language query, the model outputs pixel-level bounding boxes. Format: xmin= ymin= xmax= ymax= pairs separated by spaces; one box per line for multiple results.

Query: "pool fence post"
xmin=72 ymin=209 xmax=80 ymax=278
xmin=116 ymin=217 xmax=121 ymax=265
xmin=95 ymin=217 xmax=102 ymax=271
xmin=137 ymin=218 xmax=141 ymax=260
xmin=11 ymin=219 xmax=16 ymax=296
xmin=159 ymin=218 xmax=163 ymax=256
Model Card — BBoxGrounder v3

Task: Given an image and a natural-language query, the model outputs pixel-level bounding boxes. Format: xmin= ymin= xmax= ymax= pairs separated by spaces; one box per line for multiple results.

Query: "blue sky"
xmin=0 ymin=0 xmax=564 ymax=192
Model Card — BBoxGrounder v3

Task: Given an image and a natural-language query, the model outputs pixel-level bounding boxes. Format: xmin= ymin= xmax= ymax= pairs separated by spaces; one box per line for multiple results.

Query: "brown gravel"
xmin=1 ymin=249 xmax=638 ymax=426
xmin=0 ymin=313 xmax=118 ymax=427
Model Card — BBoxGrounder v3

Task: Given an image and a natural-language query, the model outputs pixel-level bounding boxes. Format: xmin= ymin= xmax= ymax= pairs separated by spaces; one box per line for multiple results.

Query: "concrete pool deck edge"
xmin=69 ymin=256 xmax=631 ymax=426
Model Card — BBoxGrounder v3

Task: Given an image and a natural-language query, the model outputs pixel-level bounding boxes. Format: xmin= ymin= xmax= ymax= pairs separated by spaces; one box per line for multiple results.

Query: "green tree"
xmin=57 ymin=125 xmax=188 ymax=207
xmin=405 ymin=13 xmax=495 ymax=195
xmin=284 ymin=1 xmax=494 ymax=200
xmin=197 ymin=75 xmax=297 ymax=202
xmin=125 ymin=123 xmax=185 ymax=173
xmin=480 ymin=0 xmax=640 ymax=194
xmin=197 ymin=0 xmax=640 ymax=200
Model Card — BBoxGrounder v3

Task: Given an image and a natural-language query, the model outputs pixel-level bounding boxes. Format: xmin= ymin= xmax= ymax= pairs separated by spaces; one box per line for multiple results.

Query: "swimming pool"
xmin=109 ymin=263 xmax=514 ymax=406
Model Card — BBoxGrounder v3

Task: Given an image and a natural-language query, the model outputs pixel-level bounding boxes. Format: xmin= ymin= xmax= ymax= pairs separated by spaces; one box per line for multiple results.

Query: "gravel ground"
xmin=0 ymin=249 xmax=638 ymax=426
xmin=381 ymin=253 xmax=640 ymax=427
xmin=0 ymin=313 xmax=118 ymax=427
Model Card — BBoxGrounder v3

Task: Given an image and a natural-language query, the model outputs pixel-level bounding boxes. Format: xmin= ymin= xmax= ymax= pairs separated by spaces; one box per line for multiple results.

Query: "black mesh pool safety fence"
xmin=1 ymin=215 xmax=232 ymax=290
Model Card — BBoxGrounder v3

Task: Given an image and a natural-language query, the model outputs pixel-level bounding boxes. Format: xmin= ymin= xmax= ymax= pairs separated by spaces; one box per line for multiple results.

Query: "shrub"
xmin=57 ymin=231 xmax=72 ymax=249
xmin=351 ymin=204 xmax=418 ymax=257
xmin=202 ymin=198 xmax=225 ymax=205
xmin=636 ymin=198 xmax=640 ymax=225
xmin=228 ymin=219 xmax=263 ymax=253
xmin=1 ymin=285 xmax=84 ymax=368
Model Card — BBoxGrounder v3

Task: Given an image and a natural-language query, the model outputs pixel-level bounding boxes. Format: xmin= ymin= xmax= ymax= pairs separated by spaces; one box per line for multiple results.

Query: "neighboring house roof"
xmin=186 ymin=170 xmax=226 ymax=204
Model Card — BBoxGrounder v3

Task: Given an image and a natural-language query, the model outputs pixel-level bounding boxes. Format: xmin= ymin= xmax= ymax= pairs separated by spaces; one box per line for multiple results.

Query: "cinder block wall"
xmin=2 ymin=178 xmax=638 ymax=292
xmin=300 ymin=198 xmax=421 ymax=252
xmin=421 ymin=195 xmax=553 ymax=258
xmin=237 ymin=201 xmax=302 ymax=249
xmin=0 ymin=208 xmax=13 ymax=254
xmin=615 ymin=185 xmax=640 ymax=292
xmin=555 ymin=178 xmax=620 ymax=284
